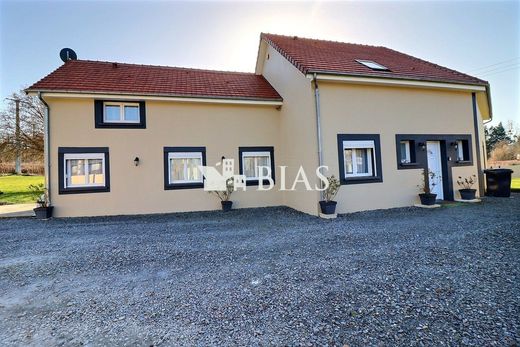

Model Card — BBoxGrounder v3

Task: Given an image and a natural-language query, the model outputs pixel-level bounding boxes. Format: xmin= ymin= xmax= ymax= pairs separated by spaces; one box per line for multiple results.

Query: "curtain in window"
xmin=69 ymin=159 xmax=85 ymax=185
xmin=344 ymin=149 xmax=353 ymax=174
xmin=66 ymin=158 xmax=104 ymax=186
xmin=243 ymin=155 xmax=270 ymax=178
xmin=356 ymin=148 xmax=370 ymax=174
xmin=170 ymin=158 xmax=202 ymax=182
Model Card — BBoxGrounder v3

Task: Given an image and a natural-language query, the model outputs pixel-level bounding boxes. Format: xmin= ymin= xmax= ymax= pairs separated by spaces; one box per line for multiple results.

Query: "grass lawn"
xmin=0 ymin=175 xmax=44 ymax=204
xmin=512 ymin=177 xmax=520 ymax=190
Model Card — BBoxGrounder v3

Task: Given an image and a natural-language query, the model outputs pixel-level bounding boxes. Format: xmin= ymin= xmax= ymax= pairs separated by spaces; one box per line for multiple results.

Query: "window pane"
xmin=87 ymin=159 xmax=104 ymax=184
xmin=355 ymin=148 xmax=369 ymax=174
xmin=457 ymin=141 xmax=464 ymax=160
xmin=186 ymin=158 xmax=202 ymax=181
xmin=105 ymin=105 xmax=120 ymax=121
xmin=170 ymin=158 xmax=185 ymax=181
xmin=170 ymin=157 xmax=202 ymax=182
xmin=243 ymin=157 xmax=256 ymax=177
xmin=68 ymin=159 xmax=86 ymax=185
xmin=344 ymin=149 xmax=353 ymax=174
xmin=124 ymin=106 xmax=139 ymax=121
xmin=400 ymin=142 xmax=409 ymax=163
xmin=256 ymin=156 xmax=270 ymax=177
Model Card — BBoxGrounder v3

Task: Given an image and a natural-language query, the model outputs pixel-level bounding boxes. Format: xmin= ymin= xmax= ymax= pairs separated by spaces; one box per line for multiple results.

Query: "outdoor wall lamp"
xmin=451 ymin=141 xmax=459 ymax=149
xmin=418 ymin=142 xmax=426 ymax=151
xmin=134 ymin=157 xmax=140 ymax=166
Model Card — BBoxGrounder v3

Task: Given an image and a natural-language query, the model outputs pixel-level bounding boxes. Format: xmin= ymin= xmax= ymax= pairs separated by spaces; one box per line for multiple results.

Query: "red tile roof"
xmin=27 ymin=60 xmax=282 ymax=101
xmin=262 ymin=33 xmax=487 ymax=86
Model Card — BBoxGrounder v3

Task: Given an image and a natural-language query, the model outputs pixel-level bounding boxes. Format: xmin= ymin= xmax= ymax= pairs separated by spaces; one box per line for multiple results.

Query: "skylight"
xmin=356 ymin=59 xmax=389 ymax=71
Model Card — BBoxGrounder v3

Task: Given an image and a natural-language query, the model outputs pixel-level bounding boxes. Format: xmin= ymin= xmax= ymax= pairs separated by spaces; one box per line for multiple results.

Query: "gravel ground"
xmin=1 ymin=196 xmax=519 ymax=346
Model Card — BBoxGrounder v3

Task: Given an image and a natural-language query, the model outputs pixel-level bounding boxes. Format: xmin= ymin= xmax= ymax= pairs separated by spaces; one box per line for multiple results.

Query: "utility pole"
xmin=14 ymin=98 xmax=21 ymax=174
xmin=6 ymin=97 xmax=22 ymax=174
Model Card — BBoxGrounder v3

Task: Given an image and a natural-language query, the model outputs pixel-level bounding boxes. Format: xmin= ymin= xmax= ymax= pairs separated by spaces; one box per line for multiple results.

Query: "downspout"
xmin=38 ymin=92 xmax=51 ymax=205
xmin=313 ymin=73 xmax=324 ymax=201
xmin=471 ymin=92 xmax=484 ymax=197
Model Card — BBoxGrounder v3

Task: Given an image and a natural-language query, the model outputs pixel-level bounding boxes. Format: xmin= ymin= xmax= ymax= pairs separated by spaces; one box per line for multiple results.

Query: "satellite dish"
xmin=60 ymin=48 xmax=77 ymax=62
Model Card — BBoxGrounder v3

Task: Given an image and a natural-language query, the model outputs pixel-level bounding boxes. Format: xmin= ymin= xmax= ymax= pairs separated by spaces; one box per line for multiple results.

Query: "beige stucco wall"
xmin=47 ymin=97 xmax=283 ymax=217
xmin=260 ymin=42 xmax=321 ymax=215
xmin=319 ymin=82 xmax=482 ymax=213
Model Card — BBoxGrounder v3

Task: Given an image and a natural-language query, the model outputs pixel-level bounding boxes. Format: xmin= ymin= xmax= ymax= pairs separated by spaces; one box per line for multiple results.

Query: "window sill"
xmin=95 ymin=122 xmax=146 ymax=129
xmin=455 ymin=160 xmax=472 ymax=165
xmin=245 ymin=179 xmax=275 ymax=187
xmin=59 ymin=186 xmax=110 ymax=195
xmin=165 ymin=182 xmax=204 ymax=190
xmin=341 ymin=176 xmax=382 ymax=185
xmin=399 ymin=162 xmax=418 ymax=167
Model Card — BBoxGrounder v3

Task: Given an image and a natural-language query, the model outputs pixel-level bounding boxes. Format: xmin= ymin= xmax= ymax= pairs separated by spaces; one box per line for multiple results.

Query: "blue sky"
xmin=1 ymin=0 xmax=518 ymax=126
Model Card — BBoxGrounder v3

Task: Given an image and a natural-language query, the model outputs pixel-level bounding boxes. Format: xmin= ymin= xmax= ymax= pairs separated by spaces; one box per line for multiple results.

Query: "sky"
xmin=1 ymin=0 xmax=519 ymax=126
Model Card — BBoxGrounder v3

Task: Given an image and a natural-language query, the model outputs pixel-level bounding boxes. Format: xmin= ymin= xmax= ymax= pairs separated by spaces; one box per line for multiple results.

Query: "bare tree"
xmin=0 ymin=90 xmax=45 ymax=163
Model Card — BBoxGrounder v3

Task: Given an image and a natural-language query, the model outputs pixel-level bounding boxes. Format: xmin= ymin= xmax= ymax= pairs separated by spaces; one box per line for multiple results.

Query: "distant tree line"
xmin=485 ymin=120 xmax=520 ymax=161
xmin=0 ymin=90 xmax=45 ymax=171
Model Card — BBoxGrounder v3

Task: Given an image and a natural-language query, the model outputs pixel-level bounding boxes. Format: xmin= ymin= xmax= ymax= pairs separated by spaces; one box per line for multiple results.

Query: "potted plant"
xmin=319 ymin=175 xmax=340 ymax=215
xmin=457 ymin=174 xmax=477 ymax=200
xmin=28 ymin=183 xmax=53 ymax=219
xmin=209 ymin=178 xmax=234 ymax=211
xmin=418 ymin=169 xmax=437 ymax=206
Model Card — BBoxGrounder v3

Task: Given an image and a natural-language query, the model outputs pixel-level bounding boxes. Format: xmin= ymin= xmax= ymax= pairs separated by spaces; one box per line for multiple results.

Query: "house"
xmin=26 ymin=33 xmax=492 ymax=217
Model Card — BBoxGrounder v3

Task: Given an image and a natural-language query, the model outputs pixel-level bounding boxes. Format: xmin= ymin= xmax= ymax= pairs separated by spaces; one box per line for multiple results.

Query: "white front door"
xmin=426 ymin=141 xmax=444 ymax=200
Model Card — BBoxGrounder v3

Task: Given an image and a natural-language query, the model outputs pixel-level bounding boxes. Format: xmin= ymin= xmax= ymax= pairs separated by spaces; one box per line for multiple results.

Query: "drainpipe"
xmin=38 ymin=92 xmax=51 ymax=205
xmin=313 ymin=73 xmax=324 ymax=201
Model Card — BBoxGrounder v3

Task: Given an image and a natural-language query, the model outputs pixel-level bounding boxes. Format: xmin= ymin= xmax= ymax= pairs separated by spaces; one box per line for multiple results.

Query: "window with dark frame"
xmin=337 ymin=134 xmax=383 ymax=185
xmin=238 ymin=147 xmax=275 ymax=186
xmin=94 ymin=100 xmax=146 ymax=128
xmin=58 ymin=147 xmax=110 ymax=194
xmin=163 ymin=147 xmax=206 ymax=190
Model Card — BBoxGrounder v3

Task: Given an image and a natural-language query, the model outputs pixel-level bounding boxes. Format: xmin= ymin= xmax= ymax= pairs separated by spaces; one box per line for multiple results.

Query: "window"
xmin=399 ymin=141 xmax=411 ymax=164
xmin=58 ymin=147 xmax=110 ymax=194
xmin=456 ymin=140 xmax=470 ymax=161
xmin=398 ymin=140 xmax=416 ymax=165
xmin=164 ymin=147 xmax=206 ymax=190
xmin=239 ymin=147 xmax=275 ymax=186
xmin=104 ymin=102 xmax=140 ymax=123
xmin=169 ymin=152 xmax=203 ymax=184
xmin=337 ymin=134 xmax=382 ymax=185
xmin=343 ymin=141 xmax=375 ymax=177
xmin=94 ymin=100 xmax=146 ymax=128
xmin=355 ymin=59 xmax=389 ymax=71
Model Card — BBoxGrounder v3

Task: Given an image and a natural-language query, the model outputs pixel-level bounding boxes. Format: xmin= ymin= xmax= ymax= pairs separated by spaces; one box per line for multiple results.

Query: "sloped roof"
xmin=27 ymin=60 xmax=282 ymax=101
xmin=261 ymin=33 xmax=487 ymax=86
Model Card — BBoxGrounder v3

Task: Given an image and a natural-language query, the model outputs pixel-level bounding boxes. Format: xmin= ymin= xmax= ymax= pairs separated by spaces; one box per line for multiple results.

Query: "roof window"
xmin=355 ymin=59 xmax=389 ymax=71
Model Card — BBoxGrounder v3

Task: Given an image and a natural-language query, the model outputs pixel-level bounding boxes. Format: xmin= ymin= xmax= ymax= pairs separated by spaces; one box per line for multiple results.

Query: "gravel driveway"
xmin=1 ymin=196 xmax=519 ymax=346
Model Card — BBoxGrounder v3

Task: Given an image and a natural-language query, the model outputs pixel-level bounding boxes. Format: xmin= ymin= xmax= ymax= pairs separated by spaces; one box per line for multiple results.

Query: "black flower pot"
xmin=319 ymin=200 xmax=337 ymax=215
xmin=419 ymin=193 xmax=437 ymax=206
xmin=34 ymin=206 xmax=53 ymax=219
xmin=221 ymin=201 xmax=233 ymax=212
xmin=459 ymin=189 xmax=476 ymax=200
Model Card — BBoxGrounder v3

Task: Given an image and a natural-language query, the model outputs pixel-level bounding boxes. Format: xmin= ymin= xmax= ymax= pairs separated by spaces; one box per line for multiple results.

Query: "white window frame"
xmin=103 ymin=102 xmax=140 ymax=123
xmin=168 ymin=152 xmax=204 ymax=185
xmin=64 ymin=153 xmax=106 ymax=188
xmin=241 ymin=151 xmax=272 ymax=181
xmin=400 ymin=140 xmax=411 ymax=164
xmin=355 ymin=59 xmax=389 ymax=71
xmin=343 ymin=140 xmax=376 ymax=178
